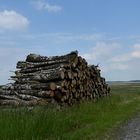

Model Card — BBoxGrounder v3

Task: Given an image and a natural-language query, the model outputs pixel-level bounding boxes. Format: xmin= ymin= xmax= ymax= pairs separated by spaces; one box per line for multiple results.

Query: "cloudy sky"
xmin=0 ymin=0 xmax=140 ymax=84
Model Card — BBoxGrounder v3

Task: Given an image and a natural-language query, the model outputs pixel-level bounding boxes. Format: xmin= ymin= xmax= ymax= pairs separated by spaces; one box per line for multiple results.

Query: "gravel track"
xmin=115 ymin=112 xmax=140 ymax=140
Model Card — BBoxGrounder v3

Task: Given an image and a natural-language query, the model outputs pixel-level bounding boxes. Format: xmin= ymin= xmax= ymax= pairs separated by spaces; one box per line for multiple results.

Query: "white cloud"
xmin=31 ymin=0 xmax=62 ymax=12
xmin=82 ymin=42 xmax=120 ymax=62
xmin=82 ymin=42 xmax=133 ymax=73
xmin=110 ymin=44 xmax=140 ymax=62
xmin=131 ymin=44 xmax=140 ymax=58
xmin=131 ymin=51 xmax=140 ymax=58
xmin=0 ymin=10 xmax=29 ymax=31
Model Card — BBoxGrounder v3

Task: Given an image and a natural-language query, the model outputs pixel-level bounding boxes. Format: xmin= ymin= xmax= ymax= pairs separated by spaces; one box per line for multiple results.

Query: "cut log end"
xmin=50 ymin=82 xmax=56 ymax=90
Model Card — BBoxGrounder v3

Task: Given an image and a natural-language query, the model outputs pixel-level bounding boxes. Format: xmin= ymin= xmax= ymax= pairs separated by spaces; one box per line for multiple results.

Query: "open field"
xmin=0 ymin=84 xmax=140 ymax=140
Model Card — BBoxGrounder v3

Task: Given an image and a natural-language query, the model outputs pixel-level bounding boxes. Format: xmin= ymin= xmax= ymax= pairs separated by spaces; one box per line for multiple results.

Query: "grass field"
xmin=0 ymin=84 xmax=140 ymax=140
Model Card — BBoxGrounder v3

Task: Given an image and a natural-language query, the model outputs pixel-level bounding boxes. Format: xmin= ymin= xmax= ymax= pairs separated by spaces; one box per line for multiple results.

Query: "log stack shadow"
xmin=0 ymin=51 xmax=110 ymax=106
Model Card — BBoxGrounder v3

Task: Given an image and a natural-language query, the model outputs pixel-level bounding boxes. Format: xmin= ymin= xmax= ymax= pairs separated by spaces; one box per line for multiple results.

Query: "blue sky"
xmin=0 ymin=0 xmax=140 ymax=84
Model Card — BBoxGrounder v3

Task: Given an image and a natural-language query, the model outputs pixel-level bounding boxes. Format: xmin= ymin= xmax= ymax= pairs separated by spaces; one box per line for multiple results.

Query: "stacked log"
xmin=0 ymin=51 xmax=110 ymax=106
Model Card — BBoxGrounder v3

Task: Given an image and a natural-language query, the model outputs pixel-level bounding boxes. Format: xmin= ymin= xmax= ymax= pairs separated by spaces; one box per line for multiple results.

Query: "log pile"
xmin=0 ymin=51 xmax=110 ymax=106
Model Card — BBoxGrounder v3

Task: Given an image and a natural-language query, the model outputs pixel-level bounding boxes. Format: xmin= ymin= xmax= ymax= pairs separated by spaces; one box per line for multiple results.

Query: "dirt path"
xmin=115 ymin=112 xmax=140 ymax=140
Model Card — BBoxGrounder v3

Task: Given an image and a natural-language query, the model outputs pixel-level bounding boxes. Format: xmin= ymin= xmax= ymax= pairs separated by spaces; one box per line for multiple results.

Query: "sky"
xmin=0 ymin=0 xmax=140 ymax=84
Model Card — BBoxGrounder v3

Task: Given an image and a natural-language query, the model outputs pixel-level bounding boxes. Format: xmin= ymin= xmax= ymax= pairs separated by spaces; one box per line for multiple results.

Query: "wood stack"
xmin=0 ymin=51 xmax=110 ymax=106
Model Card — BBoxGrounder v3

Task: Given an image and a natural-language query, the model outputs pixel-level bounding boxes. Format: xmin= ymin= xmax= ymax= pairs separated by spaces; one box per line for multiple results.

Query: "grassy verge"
xmin=0 ymin=84 xmax=140 ymax=140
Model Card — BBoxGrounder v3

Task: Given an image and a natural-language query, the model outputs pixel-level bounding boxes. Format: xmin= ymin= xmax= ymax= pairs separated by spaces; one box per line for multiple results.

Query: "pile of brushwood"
xmin=0 ymin=51 xmax=110 ymax=106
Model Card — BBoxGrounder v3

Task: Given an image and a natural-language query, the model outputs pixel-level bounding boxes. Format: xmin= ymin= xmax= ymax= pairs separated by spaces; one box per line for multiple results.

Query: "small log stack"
xmin=0 ymin=51 xmax=110 ymax=106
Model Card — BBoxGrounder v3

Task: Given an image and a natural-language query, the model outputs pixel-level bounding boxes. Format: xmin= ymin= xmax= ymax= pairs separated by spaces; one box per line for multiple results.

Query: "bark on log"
xmin=0 ymin=99 xmax=47 ymax=106
xmin=0 ymin=95 xmax=19 ymax=100
xmin=13 ymin=67 xmax=65 ymax=78
xmin=12 ymin=68 xmax=65 ymax=82
xmin=0 ymin=99 xmax=20 ymax=106
xmin=26 ymin=51 xmax=78 ymax=62
xmin=16 ymin=63 xmax=70 ymax=74
xmin=11 ymin=82 xmax=56 ymax=90
xmin=15 ymin=94 xmax=40 ymax=101
xmin=31 ymin=68 xmax=65 ymax=82
xmin=16 ymin=59 xmax=68 ymax=69
xmin=14 ymin=90 xmax=54 ymax=98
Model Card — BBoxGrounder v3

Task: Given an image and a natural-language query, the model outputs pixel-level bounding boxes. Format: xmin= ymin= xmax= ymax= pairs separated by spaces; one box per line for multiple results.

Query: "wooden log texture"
xmin=0 ymin=50 xmax=110 ymax=106
xmin=26 ymin=51 xmax=78 ymax=62
xmin=12 ymin=68 xmax=65 ymax=82
xmin=11 ymin=82 xmax=56 ymax=90
xmin=16 ymin=59 xmax=69 ymax=69
xmin=13 ymin=90 xmax=54 ymax=98
xmin=15 ymin=63 xmax=71 ymax=74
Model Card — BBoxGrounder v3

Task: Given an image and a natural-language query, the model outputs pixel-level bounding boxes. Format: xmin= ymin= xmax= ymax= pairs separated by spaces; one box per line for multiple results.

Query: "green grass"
xmin=0 ymin=84 xmax=140 ymax=140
